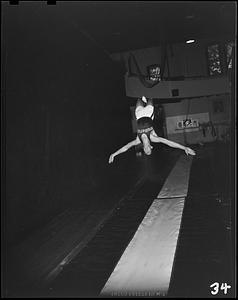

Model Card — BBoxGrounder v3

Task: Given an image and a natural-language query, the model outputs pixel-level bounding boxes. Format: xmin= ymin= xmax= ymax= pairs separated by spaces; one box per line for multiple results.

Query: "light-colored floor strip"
xmin=157 ymin=155 xmax=193 ymax=199
xmin=100 ymin=155 xmax=193 ymax=297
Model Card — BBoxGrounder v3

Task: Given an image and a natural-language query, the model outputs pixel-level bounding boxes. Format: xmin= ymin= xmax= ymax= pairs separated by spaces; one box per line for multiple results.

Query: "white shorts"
xmin=135 ymin=105 xmax=154 ymax=120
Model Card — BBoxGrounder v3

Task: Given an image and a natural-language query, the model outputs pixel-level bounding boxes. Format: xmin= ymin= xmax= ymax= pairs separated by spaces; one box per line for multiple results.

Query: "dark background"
xmin=2 ymin=2 xmax=138 ymax=246
xmin=1 ymin=1 xmax=236 ymax=297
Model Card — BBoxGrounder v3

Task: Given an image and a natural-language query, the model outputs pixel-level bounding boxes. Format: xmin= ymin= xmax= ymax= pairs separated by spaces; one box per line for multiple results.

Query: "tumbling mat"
xmin=100 ymin=155 xmax=193 ymax=297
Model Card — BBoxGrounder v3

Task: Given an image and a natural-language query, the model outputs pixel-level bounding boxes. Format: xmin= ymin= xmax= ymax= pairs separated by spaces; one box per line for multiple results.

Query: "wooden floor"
xmin=5 ymin=143 xmax=234 ymax=298
xmin=43 ymin=142 xmax=234 ymax=298
xmin=6 ymin=177 xmax=146 ymax=296
xmin=5 ymin=147 xmax=180 ymax=297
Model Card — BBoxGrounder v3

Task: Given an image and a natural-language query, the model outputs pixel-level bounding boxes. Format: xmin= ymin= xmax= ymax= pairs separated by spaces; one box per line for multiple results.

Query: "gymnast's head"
xmin=141 ymin=134 xmax=153 ymax=155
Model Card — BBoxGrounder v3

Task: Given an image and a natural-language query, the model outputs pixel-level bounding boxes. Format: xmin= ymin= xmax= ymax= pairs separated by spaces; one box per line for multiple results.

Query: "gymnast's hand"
xmin=109 ymin=154 xmax=115 ymax=164
xmin=184 ymin=147 xmax=196 ymax=156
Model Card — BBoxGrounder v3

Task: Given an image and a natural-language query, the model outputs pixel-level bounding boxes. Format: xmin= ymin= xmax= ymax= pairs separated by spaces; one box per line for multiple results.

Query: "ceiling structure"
xmin=60 ymin=1 xmax=236 ymax=54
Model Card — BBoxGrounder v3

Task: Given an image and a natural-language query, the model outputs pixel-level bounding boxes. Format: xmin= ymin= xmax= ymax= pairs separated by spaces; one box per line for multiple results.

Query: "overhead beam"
xmin=125 ymin=76 xmax=230 ymax=99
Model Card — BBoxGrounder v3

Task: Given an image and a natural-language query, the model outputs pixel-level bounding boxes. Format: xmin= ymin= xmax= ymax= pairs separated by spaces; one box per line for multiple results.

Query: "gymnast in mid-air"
xmin=109 ymin=96 xmax=196 ymax=164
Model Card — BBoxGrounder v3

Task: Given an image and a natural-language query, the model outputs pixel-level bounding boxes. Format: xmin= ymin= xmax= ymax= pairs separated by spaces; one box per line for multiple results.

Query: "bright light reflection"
xmin=186 ymin=39 xmax=195 ymax=44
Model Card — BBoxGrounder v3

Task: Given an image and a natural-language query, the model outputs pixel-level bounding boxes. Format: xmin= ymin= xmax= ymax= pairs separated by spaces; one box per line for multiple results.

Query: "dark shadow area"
xmin=10 ymin=142 xmax=233 ymax=298
xmin=24 ymin=147 xmax=180 ymax=298
xmin=2 ymin=2 xmax=142 ymax=297
xmin=2 ymin=2 xmax=235 ymax=299
xmin=168 ymin=142 xmax=235 ymax=298
xmin=2 ymin=3 xmax=133 ymax=246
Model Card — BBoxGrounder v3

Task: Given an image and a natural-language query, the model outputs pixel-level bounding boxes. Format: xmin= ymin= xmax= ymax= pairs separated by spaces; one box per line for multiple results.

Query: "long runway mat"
xmin=101 ymin=155 xmax=193 ymax=297
xmin=37 ymin=146 xmax=233 ymax=298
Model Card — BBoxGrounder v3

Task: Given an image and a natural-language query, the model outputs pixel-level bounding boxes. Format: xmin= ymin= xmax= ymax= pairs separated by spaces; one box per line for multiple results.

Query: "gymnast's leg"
xmin=135 ymin=97 xmax=145 ymax=120
xmin=135 ymin=97 xmax=154 ymax=120
xmin=146 ymin=98 xmax=153 ymax=107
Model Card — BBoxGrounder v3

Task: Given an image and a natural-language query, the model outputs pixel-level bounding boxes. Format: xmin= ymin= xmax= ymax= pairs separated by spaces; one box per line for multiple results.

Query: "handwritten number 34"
xmin=210 ymin=282 xmax=231 ymax=295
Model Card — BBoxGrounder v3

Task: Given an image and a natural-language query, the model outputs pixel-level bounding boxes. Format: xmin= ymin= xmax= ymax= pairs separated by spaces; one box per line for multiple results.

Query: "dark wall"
xmin=3 ymin=3 xmax=137 ymax=245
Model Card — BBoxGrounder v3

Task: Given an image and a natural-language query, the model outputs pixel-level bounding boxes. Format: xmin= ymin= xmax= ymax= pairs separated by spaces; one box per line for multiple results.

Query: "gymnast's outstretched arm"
xmin=150 ymin=135 xmax=196 ymax=156
xmin=109 ymin=138 xmax=141 ymax=163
